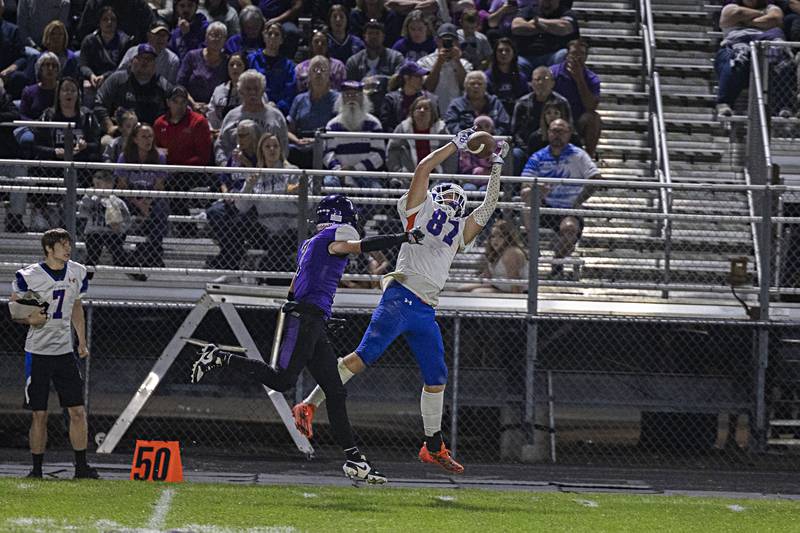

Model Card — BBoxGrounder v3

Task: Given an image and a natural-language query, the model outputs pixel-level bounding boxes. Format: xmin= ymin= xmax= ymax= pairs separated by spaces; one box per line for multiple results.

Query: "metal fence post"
xmin=297 ymin=169 xmax=310 ymax=246
xmin=62 ymin=125 xmax=77 ymax=237
xmin=312 ymin=129 xmax=324 ymax=195
xmin=525 ymin=182 xmax=541 ymax=446
xmin=450 ymin=314 xmax=461 ymax=457
xmin=84 ymin=303 xmax=93 ymax=414
xmin=754 ymin=185 xmax=773 ymax=451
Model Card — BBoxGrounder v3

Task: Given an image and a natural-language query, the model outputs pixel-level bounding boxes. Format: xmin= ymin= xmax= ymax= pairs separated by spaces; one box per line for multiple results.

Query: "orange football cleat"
xmin=418 ymin=442 xmax=464 ymax=474
xmin=292 ymin=403 xmax=316 ymax=439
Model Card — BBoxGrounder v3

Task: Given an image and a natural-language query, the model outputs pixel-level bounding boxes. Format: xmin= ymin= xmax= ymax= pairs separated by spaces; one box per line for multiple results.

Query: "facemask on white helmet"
xmin=430 ymin=182 xmax=467 ymax=218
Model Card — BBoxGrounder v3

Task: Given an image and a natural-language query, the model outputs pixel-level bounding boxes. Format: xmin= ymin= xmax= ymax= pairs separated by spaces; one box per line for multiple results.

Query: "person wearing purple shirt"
xmin=19 ymin=53 xmax=59 ymax=120
xmin=485 ymin=37 xmax=528 ymax=117
xmin=190 ymin=194 xmax=424 ymax=484
xmin=390 ymin=9 xmax=436 ymax=62
xmin=511 ymin=0 xmax=579 ymax=78
xmin=170 ymin=0 xmax=209 ymax=61
xmin=225 ymin=5 xmax=265 ymax=55
xmin=327 ymin=3 xmax=365 ymax=64
xmin=550 ymin=38 xmax=601 ymax=157
xmin=487 ymin=0 xmax=530 ymax=36
xmin=115 ymin=123 xmax=170 ymax=269
xmin=257 ymin=0 xmax=303 ymax=58
xmin=247 ymin=22 xmax=296 ymax=115
xmin=349 ymin=0 xmax=402 ymax=47
xmin=294 ymin=29 xmax=346 ymax=92
xmin=177 ymin=22 xmax=230 ymax=107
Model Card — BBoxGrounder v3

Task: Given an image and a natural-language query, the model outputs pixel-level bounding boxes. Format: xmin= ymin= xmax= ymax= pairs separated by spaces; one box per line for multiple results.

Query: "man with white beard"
xmin=322 ymin=80 xmax=385 ymax=189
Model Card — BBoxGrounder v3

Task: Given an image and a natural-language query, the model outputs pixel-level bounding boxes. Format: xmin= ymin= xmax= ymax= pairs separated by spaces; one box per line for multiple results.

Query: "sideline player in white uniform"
xmin=292 ymin=129 xmax=507 ymax=474
xmin=9 ymin=229 xmax=98 ymax=479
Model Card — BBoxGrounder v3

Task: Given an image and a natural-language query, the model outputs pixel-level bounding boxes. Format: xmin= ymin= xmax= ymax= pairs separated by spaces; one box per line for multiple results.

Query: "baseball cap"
xmin=341 ymin=80 xmax=364 ymax=92
xmin=398 ymin=61 xmax=429 ymax=77
xmin=437 ymin=23 xmax=458 ymax=39
xmin=168 ymin=85 xmax=189 ymax=101
xmin=364 ymin=18 xmax=385 ymax=32
xmin=135 ymin=43 xmax=158 ymax=57
xmin=149 ymin=21 xmax=170 ymax=34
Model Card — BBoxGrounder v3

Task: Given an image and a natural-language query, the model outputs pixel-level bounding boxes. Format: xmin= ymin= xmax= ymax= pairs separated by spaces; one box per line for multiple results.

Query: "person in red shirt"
xmin=154 ymin=85 xmax=213 ymax=235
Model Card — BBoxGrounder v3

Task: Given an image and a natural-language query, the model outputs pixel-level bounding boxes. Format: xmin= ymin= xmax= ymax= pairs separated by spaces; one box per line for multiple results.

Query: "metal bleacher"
xmin=0 ymin=0 xmax=758 ymax=303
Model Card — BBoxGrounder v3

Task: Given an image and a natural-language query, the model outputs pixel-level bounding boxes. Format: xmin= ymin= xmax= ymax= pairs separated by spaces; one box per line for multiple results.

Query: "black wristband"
xmin=360 ymin=232 xmax=407 ymax=253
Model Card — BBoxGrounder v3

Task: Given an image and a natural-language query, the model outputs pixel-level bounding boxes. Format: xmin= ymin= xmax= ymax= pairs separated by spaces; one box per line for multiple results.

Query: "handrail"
xmin=743 ymin=168 xmax=763 ymax=280
xmin=0 ymin=158 xmax=791 ymax=192
xmin=0 ymin=260 xmax=767 ymax=296
xmin=0 ymin=120 xmax=76 ymax=129
xmin=641 ymin=0 xmax=673 ymax=296
xmin=653 ymin=72 xmax=673 ymax=296
xmin=315 ymin=130 xmax=512 ymax=142
xmin=0 ymin=183 xmax=775 ymax=223
xmin=749 ymin=43 xmax=774 ymax=172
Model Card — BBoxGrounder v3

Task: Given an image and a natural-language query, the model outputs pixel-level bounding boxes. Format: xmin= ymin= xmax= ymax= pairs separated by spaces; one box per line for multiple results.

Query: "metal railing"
xmin=640 ymin=0 xmax=674 ymax=298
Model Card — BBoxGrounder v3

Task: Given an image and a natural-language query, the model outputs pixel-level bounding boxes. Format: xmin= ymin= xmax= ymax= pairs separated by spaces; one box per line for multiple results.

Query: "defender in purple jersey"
xmin=189 ymin=194 xmax=424 ymax=484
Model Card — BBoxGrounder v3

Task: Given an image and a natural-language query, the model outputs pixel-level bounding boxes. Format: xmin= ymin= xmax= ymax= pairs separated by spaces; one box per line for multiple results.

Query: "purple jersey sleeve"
xmin=292 ymin=224 xmax=359 ymax=318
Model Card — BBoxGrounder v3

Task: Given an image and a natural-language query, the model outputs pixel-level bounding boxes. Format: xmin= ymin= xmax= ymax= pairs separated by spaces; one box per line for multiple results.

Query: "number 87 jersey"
xmin=386 ymin=192 xmax=474 ymax=307
xmin=12 ymin=260 xmax=88 ymax=355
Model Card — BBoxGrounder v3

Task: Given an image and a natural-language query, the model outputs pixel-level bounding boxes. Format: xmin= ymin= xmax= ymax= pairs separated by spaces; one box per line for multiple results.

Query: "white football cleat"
xmin=343 ymin=455 xmax=387 ymax=484
xmin=190 ymin=344 xmax=226 ymax=384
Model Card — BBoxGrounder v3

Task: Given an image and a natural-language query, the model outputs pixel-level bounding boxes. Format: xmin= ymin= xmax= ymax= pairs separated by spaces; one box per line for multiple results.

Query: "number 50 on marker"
xmin=130 ymin=440 xmax=183 ymax=482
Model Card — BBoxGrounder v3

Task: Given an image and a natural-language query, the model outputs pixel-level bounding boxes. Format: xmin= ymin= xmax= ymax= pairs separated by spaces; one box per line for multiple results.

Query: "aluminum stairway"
xmin=567 ymin=0 xmax=753 ymax=288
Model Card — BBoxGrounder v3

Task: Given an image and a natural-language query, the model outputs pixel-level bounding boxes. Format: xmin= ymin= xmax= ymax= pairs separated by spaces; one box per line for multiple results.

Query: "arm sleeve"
xmin=521 ymin=153 xmax=540 ymax=177
xmin=355 ymin=126 xmax=386 ymax=171
xmin=177 ymin=53 xmax=192 ymax=88
xmin=186 ymin=116 xmax=212 ymax=166
xmin=93 ymin=75 xmax=116 ymax=124
xmin=579 ymin=150 xmax=599 ymax=178
xmin=443 ymin=101 xmax=461 ymax=134
xmin=79 ymin=37 xmax=94 ymax=78
xmin=322 ymin=128 xmax=341 ymax=169
xmin=469 ymin=158 xmax=502 ymax=227
xmin=334 ymin=224 xmax=360 ymax=242
xmin=12 ymin=271 xmax=28 ymax=295
xmin=494 ymin=99 xmax=511 ymax=135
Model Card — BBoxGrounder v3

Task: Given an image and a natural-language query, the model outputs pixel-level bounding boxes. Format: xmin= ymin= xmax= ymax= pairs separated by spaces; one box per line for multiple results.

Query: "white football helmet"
xmin=430 ymin=182 xmax=467 ymax=218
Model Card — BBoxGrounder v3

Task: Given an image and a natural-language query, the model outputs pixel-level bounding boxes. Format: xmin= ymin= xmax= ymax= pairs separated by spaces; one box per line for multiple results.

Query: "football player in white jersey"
xmin=9 ymin=229 xmax=98 ymax=479
xmin=292 ymin=129 xmax=507 ymax=474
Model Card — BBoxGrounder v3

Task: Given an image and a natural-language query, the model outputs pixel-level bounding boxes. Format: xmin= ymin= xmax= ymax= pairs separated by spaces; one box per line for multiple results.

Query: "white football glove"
xmin=451 ymin=128 xmax=475 ymax=151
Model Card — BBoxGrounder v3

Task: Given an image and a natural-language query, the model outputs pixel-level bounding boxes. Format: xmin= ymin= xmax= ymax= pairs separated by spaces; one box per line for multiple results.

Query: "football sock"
xmin=426 ymin=431 xmax=443 ymax=452
xmin=32 ymin=453 xmax=43 ymax=473
xmin=305 ymin=358 xmax=354 ymax=407
xmin=74 ymin=449 xmax=87 ymax=468
xmin=421 ymin=389 xmax=444 ymax=445
xmin=344 ymin=447 xmax=362 ymax=461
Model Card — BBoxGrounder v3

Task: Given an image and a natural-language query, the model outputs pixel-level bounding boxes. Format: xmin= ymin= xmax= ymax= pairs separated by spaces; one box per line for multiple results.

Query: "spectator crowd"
xmin=0 ymin=0 xmax=606 ymax=285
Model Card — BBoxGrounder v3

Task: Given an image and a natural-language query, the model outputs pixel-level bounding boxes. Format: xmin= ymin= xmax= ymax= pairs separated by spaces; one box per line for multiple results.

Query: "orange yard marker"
xmin=130 ymin=440 xmax=183 ymax=482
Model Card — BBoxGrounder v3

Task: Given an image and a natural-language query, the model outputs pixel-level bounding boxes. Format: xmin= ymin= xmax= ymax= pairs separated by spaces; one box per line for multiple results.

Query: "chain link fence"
xmin=1 ymin=146 xmax=799 ymax=468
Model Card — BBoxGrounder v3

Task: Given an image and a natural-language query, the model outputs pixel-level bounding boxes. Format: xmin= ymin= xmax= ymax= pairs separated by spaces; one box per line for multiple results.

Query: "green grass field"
xmin=1 ymin=478 xmax=799 ymax=532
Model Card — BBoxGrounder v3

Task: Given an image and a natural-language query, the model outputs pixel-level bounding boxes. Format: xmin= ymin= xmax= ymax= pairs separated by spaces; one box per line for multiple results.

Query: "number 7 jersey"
xmin=384 ymin=192 xmax=473 ymax=307
xmin=12 ymin=260 xmax=88 ymax=355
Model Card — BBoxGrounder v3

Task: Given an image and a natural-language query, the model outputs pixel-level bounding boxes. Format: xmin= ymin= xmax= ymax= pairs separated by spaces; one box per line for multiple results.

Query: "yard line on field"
xmin=575 ymin=499 xmax=600 ymax=508
xmin=727 ymin=504 xmax=746 ymax=512
xmin=147 ymin=488 xmax=175 ymax=530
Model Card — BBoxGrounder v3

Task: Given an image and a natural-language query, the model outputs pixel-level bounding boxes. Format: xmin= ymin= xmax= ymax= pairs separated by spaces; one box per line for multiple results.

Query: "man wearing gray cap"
xmin=417 ymin=23 xmax=473 ymax=115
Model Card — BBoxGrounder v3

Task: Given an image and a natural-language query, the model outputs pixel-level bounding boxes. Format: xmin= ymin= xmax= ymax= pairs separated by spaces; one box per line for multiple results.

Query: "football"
xmin=466 ymin=131 xmax=496 ymax=159
xmin=9 ymin=290 xmax=48 ymax=320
